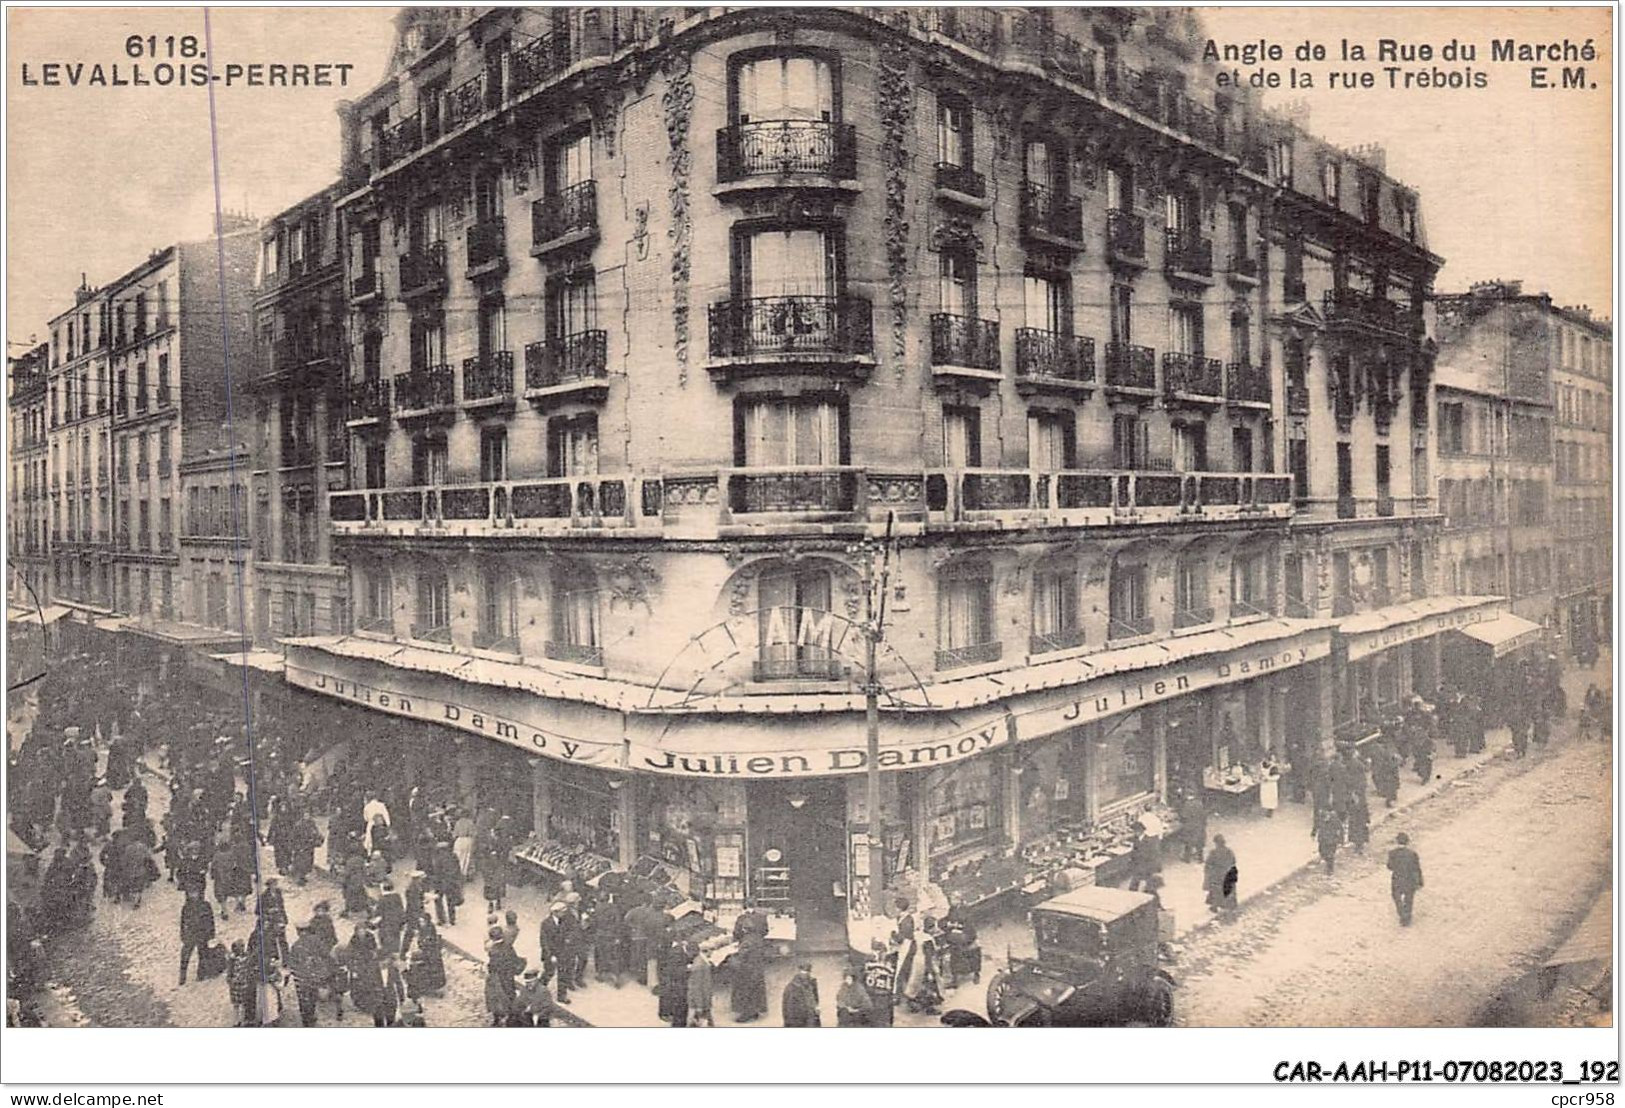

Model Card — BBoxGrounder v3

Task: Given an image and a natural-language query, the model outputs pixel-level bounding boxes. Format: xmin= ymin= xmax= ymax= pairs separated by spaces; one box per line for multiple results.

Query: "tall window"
xmin=1113 ymin=413 xmax=1149 ymax=469
xmin=737 ymin=397 xmax=843 ymax=467
xmin=550 ymin=563 xmax=602 ymax=664
xmin=1106 ymin=164 xmax=1133 ymax=212
xmin=1336 ymin=442 xmax=1354 ymax=496
xmin=478 ymin=565 xmax=520 ymax=650
xmin=735 ymin=55 xmax=834 ymax=123
xmin=1284 ymin=553 xmax=1305 ymax=613
xmin=476 ymin=297 xmax=506 ymax=361
xmin=1232 ymin=427 xmax=1254 ymax=472
xmin=411 ymin=438 xmax=448 ymax=485
xmin=1023 ymin=138 xmax=1057 ymax=192
xmin=1110 ymin=284 xmax=1134 ymax=345
xmin=415 ymin=568 xmax=450 ymax=639
xmin=1024 ymin=271 xmax=1070 ymax=333
xmin=550 ymin=131 xmax=593 ymax=194
xmin=1031 ymin=560 xmax=1080 ymax=653
xmin=410 ymin=313 xmax=446 ymax=370
xmin=363 ymin=568 xmax=392 ymax=631
xmin=1229 ymin=312 xmax=1250 ymax=364
xmin=548 ymin=415 xmax=599 ymax=477
xmin=942 ymin=405 xmax=981 ymax=468
xmin=756 ymin=564 xmax=834 ymax=678
xmin=936 ymin=94 xmax=970 ymax=168
xmin=1169 ymin=303 xmax=1203 ymax=356
xmin=941 ymin=250 xmax=976 ymax=316
xmin=1232 ymin=549 xmax=1271 ymax=614
xmin=1109 ymin=557 xmax=1150 ymax=637
xmin=1175 ymin=552 xmax=1211 ymax=624
xmin=1028 ymin=411 xmax=1075 ymax=471
xmin=1375 ymin=444 xmax=1392 ymax=503
xmin=480 ymin=427 xmax=508 ymax=483
xmin=1321 ymin=160 xmax=1339 ymax=204
xmin=1173 ymin=423 xmax=1207 ymax=472
xmin=937 ymin=562 xmax=997 ymax=666
xmin=738 ymin=226 xmax=835 ymax=301
xmin=548 ymin=272 xmax=597 ymax=340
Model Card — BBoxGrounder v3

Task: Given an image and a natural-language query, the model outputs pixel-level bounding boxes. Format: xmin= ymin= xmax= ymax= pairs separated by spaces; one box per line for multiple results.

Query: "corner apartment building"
xmin=1550 ymin=303 xmax=1612 ymax=654
xmin=276 ymin=7 xmax=1487 ymax=945
xmin=1433 ymin=281 xmax=1558 ymax=625
xmin=8 ymin=343 xmax=51 ymax=607
xmin=250 ymin=185 xmax=353 ymax=643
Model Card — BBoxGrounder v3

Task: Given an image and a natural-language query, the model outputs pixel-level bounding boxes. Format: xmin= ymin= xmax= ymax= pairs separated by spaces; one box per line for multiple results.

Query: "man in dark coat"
xmin=375 ymin=879 xmax=406 ymax=955
xmin=285 ymin=809 xmax=321 ymax=885
xmin=288 ymin=923 xmax=335 ymax=1026
xmin=121 ymin=776 xmax=149 ymax=828
xmin=1179 ymin=790 xmax=1208 ymax=862
xmin=1202 ymin=835 xmax=1237 ymax=913
xmin=178 ymin=891 xmax=216 ymax=985
xmin=781 ymin=962 xmax=821 ymax=1027
xmin=539 ymin=901 xmax=581 ymax=1003
xmin=626 ymin=897 xmax=665 ymax=988
xmin=1369 ymin=741 xmax=1401 ymax=807
xmin=1386 ymin=832 xmax=1424 ymax=925
xmin=429 ymin=840 xmax=463 ymax=925
xmin=1315 ymin=809 xmax=1343 ymax=874
xmin=731 ymin=932 xmax=769 ymax=1022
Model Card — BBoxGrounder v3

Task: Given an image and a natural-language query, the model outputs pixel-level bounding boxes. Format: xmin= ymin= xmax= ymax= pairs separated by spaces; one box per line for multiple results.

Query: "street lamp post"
xmin=861 ymin=512 xmax=897 ymax=915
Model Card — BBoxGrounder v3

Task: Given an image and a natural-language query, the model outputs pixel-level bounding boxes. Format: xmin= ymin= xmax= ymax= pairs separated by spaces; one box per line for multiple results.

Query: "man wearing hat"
xmin=781 ymin=962 xmax=821 ymax=1027
xmin=539 ymin=901 xmax=579 ymax=1003
xmin=561 ymin=892 xmax=587 ymax=990
xmin=1385 ymin=832 xmax=1424 ymax=925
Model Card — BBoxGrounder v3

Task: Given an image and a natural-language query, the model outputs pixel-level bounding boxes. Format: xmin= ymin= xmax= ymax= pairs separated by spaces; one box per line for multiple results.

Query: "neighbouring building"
xmin=1433 ymin=280 xmax=1559 ymax=626
xmin=211 ymin=7 xmax=1508 ymax=950
xmin=9 ymin=342 xmax=51 ymax=608
xmin=1550 ymin=303 xmax=1612 ymax=656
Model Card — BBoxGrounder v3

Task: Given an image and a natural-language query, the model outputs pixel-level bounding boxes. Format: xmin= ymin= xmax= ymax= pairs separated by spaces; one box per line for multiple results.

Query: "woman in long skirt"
xmin=729 ymin=933 xmax=768 ymax=1022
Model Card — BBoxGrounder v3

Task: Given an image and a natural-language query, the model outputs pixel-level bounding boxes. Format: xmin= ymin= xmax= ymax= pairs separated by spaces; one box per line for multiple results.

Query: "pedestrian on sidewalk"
xmin=1126 ymin=820 xmax=1162 ymax=892
xmin=731 ymin=931 xmax=769 ymax=1022
xmin=1370 ymin=740 xmax=1401 ymax=808
xmin=1412 ymin=726 xmax=1435 ymax=784
xmin=429 ymin=840 xmax=463 ymax=925
xmin=178 ymin=890 xmax=216 ymax=985
xmin=1179 ymin=789 xmax=1207 ymax=863
xmin=1315 ymin=810 xmax=1342 ymax=875
xmin=1203 ymin=835 xmax=1237 ymax=913
xmin=1385 ymin=832 xmax=1424 ymax=925
xmin=226 ymin=940 xmax=256 ymax=1026
xmin=1259 ymin=758 xmax=1282 ymax=818
xmin=687 ymin=946 xmax=715 ymax=1026
xmin=657 ymin=937 xmax=690 ymax=1027
xmin=1347 ymin=794 xmax=1370 ymax=854
xmin=782 ymin=962 xmax=821 ymax=1027
xmin=257 ymin=877 xmax=291 ymax=965
xmin=627 ymin=895 xmax=665 ymax=988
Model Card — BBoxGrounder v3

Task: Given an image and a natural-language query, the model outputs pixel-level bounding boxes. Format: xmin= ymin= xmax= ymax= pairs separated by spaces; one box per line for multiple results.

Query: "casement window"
xmin=474 ymin=171 xmax=502 ymax=225
xmin=1175 ymin=553 xmax=1210 ymax=623
xmin=1028 ymin=411 xmax=1075 ymax=471
xmin=363 ymin=442 xmax=385 ymax=490
xmin=550 ymin=563 xmax=602 ymax=660
xmin=363 ymin=568 xmax=392 ymax=629
xmin=548 ymin=273 xmax=597 ymax=339
xmin=411 ymin=437 xmax=448 ymax=486
xmin=1024 ymin=138 xmax=1059 ymax=194
xmin=1232 ymin=427 xmax=1255 ymax=473
xmin=1110 ymin=284 xmax=1134 ymax=346
xmin=936 ymin=94 xmax=971 ymax=168
xmin=1165 ymin=189 xmax=1197 ymax=236
xmin=479 ymin=427 xmax=508 ymax=483
xmin=476 ymin=297 xmax=506 ymax=360
xmin=478 ymin=565 xmax=520 ymax=649
xmin=736 ymin=396 xmax=844 ymax=467
xmin=737 ymin=226 xmax=837 ymax=301
xmin=1113 ymin=414 xmax=1150 ymax=469
xmin=1230 ymin=313 xmax=1250 ymax=364
xmin=938 ymin=563 xmax=997 ymax=661
xmin=736 ymin=54 xmax=834 ymax=123
xmin=549 ymin=131 xmax=592 ymax=194
xmin=410 ymin=314 xmax=446 ymax=370
xmin=756 ymin=564 xmax=835 ymax=678
xmin=942 ymin=405 xmax=981 ymax=469
xmin=1109 ymin=559 xmax=1150 ymax=636
xmin=408 ymin=202 xmax=444 ymax=253
xmin=1321 ymin=160 xmax=1340 ymax=204
xmin=1106 ymin=164 xmax=1133 ymax=212
xmin=1169 ymin=303 xmax=1204 ymax=356
xmin=548 ymin=414 xmax=599 ymax=478
xmin=1284 ymin=553 xmax=1305 ymax=611
xmin=1173 ymin=422 xmax=1208 ymax=472
xmin=1375 ymin=445 xmax=1392 ymax=501
xmin=415 ymin=568 xmax=450 ymax=639
xmin=1024 ymin=271 xmax=1070 ymax=334
xmin=941 ymin=249 xmax=976 ymax=316
xmin=1232 ymin=550 xmax=1271 ymax=613
xmin=1336 ymin=442 xmax=1354 ymax=497
xmin=1031 ymin=561 xmax=1081 ymax=653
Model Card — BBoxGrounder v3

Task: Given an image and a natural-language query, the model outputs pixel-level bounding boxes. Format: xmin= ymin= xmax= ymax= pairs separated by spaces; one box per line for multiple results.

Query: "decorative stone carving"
xmin=603 ymin=554 xmax=660 ymax=612
xmin=721 ymin=543 xmax=747 ymax=568
xmin=929 ymin=214 xmax=983 ymax=255
xmin=662 ymin=51 xmax=695 ymax=384
xmin=878 ymin=41 xmax=915 ymax=375
xmin=588 ymin=85 xmax=621 ymax=159
xmin=633 ymin=204 xmax=650 ymax=261
xmin=728 ymin=576 xmax=752 ymax=617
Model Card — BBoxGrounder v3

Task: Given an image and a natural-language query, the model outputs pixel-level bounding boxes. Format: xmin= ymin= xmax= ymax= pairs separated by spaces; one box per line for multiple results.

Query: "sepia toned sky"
xmin=5 ymin=5 xmax=1615 ymax=349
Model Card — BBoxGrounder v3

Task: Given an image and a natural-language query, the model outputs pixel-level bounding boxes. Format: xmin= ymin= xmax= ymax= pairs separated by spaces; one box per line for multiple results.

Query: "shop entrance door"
xmin=750 ymin=778 xmax=848 ymax=952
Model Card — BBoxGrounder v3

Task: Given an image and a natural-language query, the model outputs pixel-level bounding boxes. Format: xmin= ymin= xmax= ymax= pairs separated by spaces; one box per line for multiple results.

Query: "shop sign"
xmin=1019 ymin=631 xmax=1332 ymax=742
xmin=285 ymin=663 xmax=622 ymax=767
xmin=1342 ymin=602 xmax=1502 ymax=661
xmin=637 ymin=716 xmax=1014 ymax=777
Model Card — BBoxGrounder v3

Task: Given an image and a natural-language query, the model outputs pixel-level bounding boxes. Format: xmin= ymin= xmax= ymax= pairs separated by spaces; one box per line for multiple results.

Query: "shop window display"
xmin=641 ymin=779 xmax=748 ymax=906
xmin=541 ymin=760 xmax=619 ymax=865
xmin=926 ymin=757 xmax=1000 ymax=864
xmin=1095 ymin=711 xmax=1155 ymax=810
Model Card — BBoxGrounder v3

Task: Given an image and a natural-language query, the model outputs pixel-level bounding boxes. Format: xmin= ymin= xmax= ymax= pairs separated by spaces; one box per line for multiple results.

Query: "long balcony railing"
xmin=926 ymin=466 xmax=1294 ymax=521
xmin=393 ymin=365 xmax=455 ymax=414
xmin=532 ymin=181 xmax=597 ymax=247
xmin=1162 ymin=352 xmax=1223 ymax=400
xmin=716 ymin=120 xmax=857 ymax=181
xmin=1106 ymin=209 xmax=1145 ymax=260
xmin=727 ymin=466 xmax=861 ymax=515
xmin=1015 ymin=328 xmax=1094 ymax=387
xmin=466 ymin=218 xmax=507 ymax=272
xmin=462 ymin=352 xmax=514 ymax=404
xmin=1104 ymin=63 xmax=1161 ymax=116
xmin=1164 ymin=228 xmax=1214 ymax=279
xmin=1007 ymin=15 xmax=1096 ymax=86
xmin=329 ymin=474 xmax=634 ymax=536
xmin=1225 ymin=360 xmax=1271 ymax=406
xmin=379 ymin=114 xmax=422 ymax=166
xmin=1323 ymin=288 xmax=1414 ymax=335
xmin=524 ymin=331 xmax=609 ymax=392
xmin=1104 ymin=342 xmax=1156 ymax=392
xmin=399 ymin=241 xmax=447 ymax=298
xmin=509 ymin=31 xmax=572 ymax=93
xmin=349 ymin=377 xmax=391 ymax=422
xmin=708 ymin=295 xmax=873 ymax=361
xmin=929 ymin=314 xmax=1000 ymax=372
xmin=1020 ymin=182 xmax=1083 ymax=242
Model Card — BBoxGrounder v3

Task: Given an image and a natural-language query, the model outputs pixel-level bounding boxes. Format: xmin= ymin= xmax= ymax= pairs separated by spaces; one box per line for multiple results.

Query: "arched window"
xmin=938 ymin=560 xmax=998 ymax=670
xmin=548 ymin=562 xmax=601 ymax=666
xmin=1108 ymin=553 xmax=1152 ymax=639
xmin=755 ymin=563 xmax=836 ymax=680
xmin=1030 ymin=558 xmax=1081 ymax=654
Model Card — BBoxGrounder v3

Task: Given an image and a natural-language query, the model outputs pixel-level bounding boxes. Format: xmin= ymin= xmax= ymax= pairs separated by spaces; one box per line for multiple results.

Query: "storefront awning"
xmin=1453 ymin=612 xmax=1547 ymax=658
xmin=1338 ymin=595 xmax=1506 ymax=661
xmin=121 ymin=618 xmax=246 ymax=648
xmin=7 ymin=604 xmax=70 ymax=627
xmin=210 ymin=649 xmax=287 ymax=675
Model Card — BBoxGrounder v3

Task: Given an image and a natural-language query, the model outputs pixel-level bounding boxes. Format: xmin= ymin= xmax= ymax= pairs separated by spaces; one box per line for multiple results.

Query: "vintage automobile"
xmin=942 ymin=885 xmax=1175 ymax=1027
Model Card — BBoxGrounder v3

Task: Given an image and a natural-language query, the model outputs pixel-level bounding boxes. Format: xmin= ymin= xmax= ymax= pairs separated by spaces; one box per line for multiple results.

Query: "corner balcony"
xmin=461 ymin=352 xmax=515 ymax=412
xmin=1225 ymin=360 xmax=1272 ymax=410
xmin=1162 ymin=352 xmax=1224 ymax=407
xmin=1005 ymin=15 xmax=1097 ymax=88
xmin=1014 ymin=328 xmax=1094 ymax=397
xmin=1020 ymin=183 xmax=1085 ymax=250
xmin=392 ymin=365 xmax=456 ymax=421
xmin=1164 ymin=228 xmax=1214 ymax=284
xmin=715 ymin=121 xmax=858 ymax=195
xmin=924 ymin=466 xmax=1294 ymax=527
xmin=929 ymin=314 xmax=1001 ymax=386
xmin=347 ymin=377 xmax=391 ymax=428
xmin=399 ymin=242 xmax=446 ymax=301
xmin=329 ymin=474 xmax=635 ymax=540
xmin=934 ymin=161 xmax=988 ymax=209
xmin=706 ymin=295 xmax=874 ymax=383
xmin=1106 ymin=209 xmax=1146 ymax=267
xmin=649 ymin=465 xmax=926 ymax=538
xmin=524 ymin=331 xmax=609 ymax=406
xmin=1103 ymin=342 xmax=1156 ymax=400
xmin=531 ymin=181 xmax=598 ymax=257
xmin=466 ymin=217 xmax=507 ymax=278
xmin=1323 ymin=289 xmax=1417 ymax=338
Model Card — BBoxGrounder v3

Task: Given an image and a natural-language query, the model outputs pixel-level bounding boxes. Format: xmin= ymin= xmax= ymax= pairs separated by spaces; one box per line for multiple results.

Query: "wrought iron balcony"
xmin=1106 ymin=209 xmax=1145 ymax=261
xmin=1104 ymin=342 xmax=1156 ymax=392
xmin=1323 ymin=288 xmax=1411 ymax=335
xmin=524 ymin=331 xmax=609 ymax=393
xmin=1030 ymin=626 xmax=1085 ymax=656
xmin=1008 ymin=16 xmax=1096 ymax=87
xmin=936 ymin=6 xmax=1001 ymax=53
xmin=1163 ymin=352 xmax=1223 ymax=401
xmin=351 ymin=268 xmax=381 ymax=301
xmin=1015 ymin=328 xmax=1094 ymax=390
xmin=544 ymin=640 xmax=604 ymax=668
xmin=379 ymin=114 xmax=422 ymax=166
xmin=444 ymin=72 xmax=492 ymax=131
xmin=509 ymin=31 xmax=572 ymax=93
xmin=934 ymin=160 xmax=986 ymax=200
xmin=1164 ymin=228 xmax=1214 ymax=279
xmin=531 ymin=181 xmax=598 ymax=249
xmin=399 ymin=241 xmax=446 ymax=298
xmin=1104 ymin=63 xmax=1161 ymax=116
xmin=707 ymin=295 xmax=873 ymax=362
xmin=462 ymin=352 xmax=514 ymax=405
xmin=716 ymin=120 xmax=857 ymax=182
xmin=727 ymin=467 xmax=861 ymax=515
xmin=392 ymin=364 xmax=455 ymax=415
xmin=1226 ymin=360 xmax=1271 ymax=406
xmin=348 ymin=377 xmax=390 ymax=423
xmin=466 ymin=218 xmax=506 ymax=273
xmin=1229 ymin=253 xmax=1259 ymax=283
xmin=1020 ymin=182 xmax=1083 ymax=244
xmin=930 ymin=314 xmax=1000 ymax=372
xmin=937 ymin=640 xmax=1002 ymax=672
